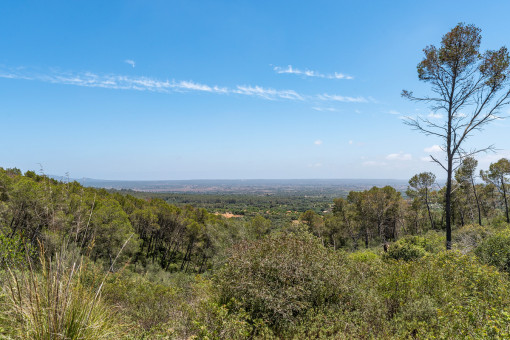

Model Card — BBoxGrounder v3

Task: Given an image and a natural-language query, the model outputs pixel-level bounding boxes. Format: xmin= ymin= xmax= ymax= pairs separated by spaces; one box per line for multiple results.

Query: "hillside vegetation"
xmin=0 ymin=161 xmax=510 ymax=339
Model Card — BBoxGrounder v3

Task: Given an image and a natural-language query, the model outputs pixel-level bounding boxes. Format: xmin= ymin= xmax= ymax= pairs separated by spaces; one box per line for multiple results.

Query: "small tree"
xmin=363 ymin=186 xmax=403 ymax=241
xmin=408 ymin=172 xmax=437 ymax=230
xmin=248 ymin=215 xmax=271 ymax=239
xmin=455 ymin=157 xmax=482 ymax=225
xmin=480 ymin=158 xmax=510 ymax=223
xmin=403 ymin=23 xmax=510 ymax=249
xmin=332 ymin=197 xmax=359 ymax=249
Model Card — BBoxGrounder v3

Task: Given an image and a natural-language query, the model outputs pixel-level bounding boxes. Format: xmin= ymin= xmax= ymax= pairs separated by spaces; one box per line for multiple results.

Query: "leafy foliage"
xmin=385 ymin=233 xmax=443 ymax=261
xmin=475 ymin=228 xmax=510 ymax=273
xmin=217 ymin=233 xmax=348 ymax=329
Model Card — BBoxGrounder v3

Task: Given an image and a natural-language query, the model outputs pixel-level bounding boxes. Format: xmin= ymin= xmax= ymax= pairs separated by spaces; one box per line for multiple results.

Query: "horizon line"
xmin=55 ymin=176 xmax=422 ymax=182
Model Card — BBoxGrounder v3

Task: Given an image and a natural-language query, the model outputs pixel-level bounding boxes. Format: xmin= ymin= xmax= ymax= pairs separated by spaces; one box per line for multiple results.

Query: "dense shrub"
xmin=378 ymin=251 xmax=510 ymax=338
xmin=490 ymin=216 xmax=510 ymax=230
xmin=347 ymin=249 xmax=379 ymax=263
xmin=475 ymin=228 xmax=510 ymax=273
xmin=0 ymin=232 xmax=35 ymax=267
xmin=385 ymin=232 xmax=442 ymax=261
xmin=453 ymin=224 xmax=492 ymax=254
xmin=102 ymin=270 xmax=181 ymax=334
xmin=184 ymin=298 xmax=254 ymax=339
xmin=216 ymin=233 xmax=348 ymax=329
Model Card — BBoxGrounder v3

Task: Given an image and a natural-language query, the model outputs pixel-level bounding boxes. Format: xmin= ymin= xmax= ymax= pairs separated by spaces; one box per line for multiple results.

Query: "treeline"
xmin=1 ymin=156 xmax=509 ymax=275
xmin=299 ymin=156 xmax=510 ymax=250
xmin=0 ymin=167 xmax=257 ymax=273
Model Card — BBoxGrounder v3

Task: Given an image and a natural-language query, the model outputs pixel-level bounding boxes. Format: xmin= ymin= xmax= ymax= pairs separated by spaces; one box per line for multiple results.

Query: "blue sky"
xmin=1 ymin=1 xmax=510 ymax=180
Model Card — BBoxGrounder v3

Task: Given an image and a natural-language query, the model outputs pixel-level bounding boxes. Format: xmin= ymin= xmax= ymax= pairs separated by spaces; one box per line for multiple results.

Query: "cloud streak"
xmin=273 ymin=65 xmax=353 ymax=80
xmin=316 ymin=93 xmax=367 ymax=103
xmin=312 ymin=107 xmax=337 ymax=112
xmin=0 ymin=66 xmax=368 ymax=103
xmin=0 ymin=68 xmax=304 ymax=101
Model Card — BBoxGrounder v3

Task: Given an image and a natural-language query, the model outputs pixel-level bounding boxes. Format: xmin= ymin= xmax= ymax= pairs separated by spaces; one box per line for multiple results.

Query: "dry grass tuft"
xmin=3 ymin=244 xmax=122 ymax=339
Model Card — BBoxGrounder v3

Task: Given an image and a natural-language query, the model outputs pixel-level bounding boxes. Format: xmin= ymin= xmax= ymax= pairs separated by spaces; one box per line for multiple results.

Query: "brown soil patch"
xmin=214 ymin=212 xmax=243 ymax=218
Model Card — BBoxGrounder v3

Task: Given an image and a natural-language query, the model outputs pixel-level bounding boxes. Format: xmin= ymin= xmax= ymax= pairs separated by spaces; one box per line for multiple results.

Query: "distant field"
xmin=70 ymin=178 xmax=410 ymax=223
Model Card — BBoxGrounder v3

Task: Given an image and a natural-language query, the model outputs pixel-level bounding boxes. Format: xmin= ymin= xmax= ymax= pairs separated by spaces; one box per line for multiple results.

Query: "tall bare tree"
xmin=403 ymin=23 xmax=510 ymax=249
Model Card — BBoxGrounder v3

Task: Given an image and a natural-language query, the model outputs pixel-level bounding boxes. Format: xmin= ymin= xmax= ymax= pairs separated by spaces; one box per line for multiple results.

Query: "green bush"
xmin=216 ymin=233 xmax=348 ymax=329
xmin=102 ymin=270 xmax=180 ymax=334
xmin=347 ymin=249 xmax=379 ymax=263
xmin=475 ymin=228 xmax=510 ymax=273
xmin=490 ymin=215 xmax=510 ymax=230
xmin=185 ymin=298 xmax=253 ymax=340
xmin=0 ymin=232 xmax=35 ymax=267
xmin=385 ymin=233 xmax=442 ymax=261
xmin=378 ymin=251 xmax=510 ymax=338
xmin=453 ymin=224 xmax=492 ymax=254
xmin=169 ymin=277 xmax=259 ymax=340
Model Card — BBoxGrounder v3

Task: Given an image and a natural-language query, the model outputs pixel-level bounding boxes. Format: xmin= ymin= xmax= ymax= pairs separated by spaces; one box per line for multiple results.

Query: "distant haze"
xmin=55 ymin=177 xmax=414 ymax=195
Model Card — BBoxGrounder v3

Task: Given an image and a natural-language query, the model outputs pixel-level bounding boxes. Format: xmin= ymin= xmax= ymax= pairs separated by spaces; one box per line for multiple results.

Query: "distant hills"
xmin=51 ymin=177 xmax=411 ymax=196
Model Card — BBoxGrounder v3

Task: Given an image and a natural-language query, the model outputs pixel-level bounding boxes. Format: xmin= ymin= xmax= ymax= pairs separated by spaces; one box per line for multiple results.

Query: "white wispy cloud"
xmin=312 ymin=107 xmax=337 ymax=112
xmin=388 ymin=110 xmax=400 ymax=115
xmin=125 ymin=59 xmax=136 ymax=68
xmin=386 ymin=152 xmax=412 ymax=161
xmin=0 ymin=66 xmax=372 ymax=104
xmin=273 ymin=65 xmax=353 ymax=80
xmin=424 ymin=145 xmax=442 ymax=153
xmin=317 ymin=93 xmax=368 ymax=103
xmin=314 ymin=140 xmax=323 ymax=145
xmin=233 ymin=85 xmax=303 ymax=100
xmin=348 ymin=140 xmax=354 ymax=145
xmin=0 ymin=68 xmax=304 ymax=100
